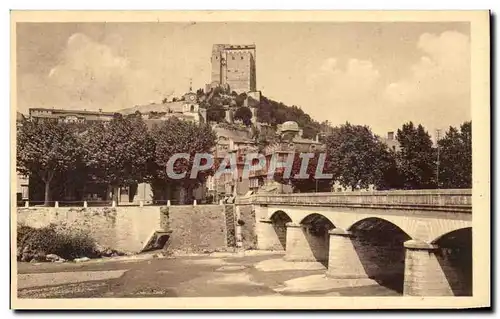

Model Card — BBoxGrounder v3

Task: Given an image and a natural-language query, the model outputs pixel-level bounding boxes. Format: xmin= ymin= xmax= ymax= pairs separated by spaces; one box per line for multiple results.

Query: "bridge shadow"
xmin=433 ymin=227 xmax=473 ymax=296
xmin=300 ymin=214 xmax=335 ymax=267
xmin=270 ymin=211 xmax=292 ymax=250
xmin=348 ymin=217 xmax=411 ymax=294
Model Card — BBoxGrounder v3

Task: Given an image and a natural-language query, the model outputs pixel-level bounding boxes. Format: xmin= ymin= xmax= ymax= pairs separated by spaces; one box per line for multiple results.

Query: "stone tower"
xmin=210 ymin=44 xmax=257 ymax=94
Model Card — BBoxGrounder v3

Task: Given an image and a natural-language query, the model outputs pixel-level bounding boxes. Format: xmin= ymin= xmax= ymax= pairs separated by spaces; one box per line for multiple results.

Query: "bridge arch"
xmin=295 ymin=213 xmax=336 ymax=265
xmin=268 ymin=210 xmax=292 ymax=250
xmin=346 ymin=216 xmax=413 ymax=240
xmin=299 ymin=213 xmax=336 ymax=231
xmin=431 ymin=226 xmax=472 ymax=246
xmin=346 ymin=217 xmax=412 ymax=293
xmin=269 ymin=210 xmax=292 ymax=223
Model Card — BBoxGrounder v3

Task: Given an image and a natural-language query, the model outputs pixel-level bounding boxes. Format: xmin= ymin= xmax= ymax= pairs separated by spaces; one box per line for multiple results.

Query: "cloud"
xmin=304 ymin=31 xmax=471 ymax=136
xmin=307 ymin=58 xmax=381 ymax=106
xmin=385 ymin=31 xmax=470 ymax=106
xmin=382 ymin=31 xmax=471 ymax=135
xmin=17 ymin=33 xmax=200 ymax=113
xmin=43 ymin=33 xmax=134 ymax=108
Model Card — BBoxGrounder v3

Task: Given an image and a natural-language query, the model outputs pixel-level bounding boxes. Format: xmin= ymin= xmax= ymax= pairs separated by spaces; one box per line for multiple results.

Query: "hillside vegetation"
xmin=199 ymin=87 xmax=324 ymax=139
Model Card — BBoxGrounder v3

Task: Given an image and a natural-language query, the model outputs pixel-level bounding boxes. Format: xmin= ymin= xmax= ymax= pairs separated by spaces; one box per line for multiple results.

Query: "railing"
xmin=248 ymin=189 xmax=472 ymax=213
xmin=15 ymin=199 xmax=196 ymax=208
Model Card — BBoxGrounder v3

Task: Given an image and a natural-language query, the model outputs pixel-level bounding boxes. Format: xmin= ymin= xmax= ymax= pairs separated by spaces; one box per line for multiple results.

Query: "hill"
xmin=116 ymin=86 xmax=327 ymax=140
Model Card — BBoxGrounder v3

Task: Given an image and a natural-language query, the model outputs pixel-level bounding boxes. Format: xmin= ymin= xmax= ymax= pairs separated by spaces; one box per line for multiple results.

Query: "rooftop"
xmin=213 ymin=44 xmax=256 ymax=51
xmin=118 ymin=101 xmax=185 ymax=115
xmin=29 ymin=108 xmax=115 ymax=116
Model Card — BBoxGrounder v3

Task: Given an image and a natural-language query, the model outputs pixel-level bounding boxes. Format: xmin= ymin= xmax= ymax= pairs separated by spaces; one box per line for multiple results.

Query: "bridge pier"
xmin=326 ymin=228 xmax=369 ymax=279
xmin=403 ymin=240 xmax=457 ymax=296
xmin=256 ymin=218 xmax=285 ymax=250
xmin=284 ymin=222 xmax=325 ymax=262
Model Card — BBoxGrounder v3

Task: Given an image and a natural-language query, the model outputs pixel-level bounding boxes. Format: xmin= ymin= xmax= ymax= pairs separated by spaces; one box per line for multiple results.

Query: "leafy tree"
xmin=207 ymin=105 xmax=226 ymax=122
xmin=373 ymin=142 xmax=402 ymax=190
xmin=82 ymin=113 xmax=154 ymax=201
xmin=273 ymin=152 xmax=334 ymax=193
xmin=256 ymin=95 xmax=322 ymax=139
xmin=235 ymin=93 xmax=247 ymax=107
xmin=233 ymin=107 xmax=253 ymax=126
xmin=17 ymin=119 xmax=83 ymax=206
xmin=396 ymin=122 xmax=436 ymax=189
xmin=150 ymin=118 xmax=217 ymax=203
xmin=325 ymin=123 xmax=395 ymax=190
xmin=437 ymin=121 xmax=472 ymax=188
xmin=253 ymin=125 xmax=278 ymax=152
xmin=212 ymin=86 xmax=224 ymax=96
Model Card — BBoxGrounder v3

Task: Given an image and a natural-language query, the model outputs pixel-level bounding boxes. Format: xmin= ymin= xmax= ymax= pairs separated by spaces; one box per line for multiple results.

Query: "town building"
xmin=206 ymin=124 xmax=257 ymax=202
xmin=16 ymin=112 xmax=29 ymax=205
xmin=119 ymin=91 xmax=207 ymax=125
xmin=29 ymin=108 xmax=115 ymax=123
xmin=249 ymin=121 xmax=324 ymax=194
xmin=380 ymin=131 xmax=400 ymax=152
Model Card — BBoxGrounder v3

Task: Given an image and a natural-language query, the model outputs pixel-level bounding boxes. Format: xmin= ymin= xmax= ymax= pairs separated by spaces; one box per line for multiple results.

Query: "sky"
xmin=16 ymin=22 xmax=471 ymax=137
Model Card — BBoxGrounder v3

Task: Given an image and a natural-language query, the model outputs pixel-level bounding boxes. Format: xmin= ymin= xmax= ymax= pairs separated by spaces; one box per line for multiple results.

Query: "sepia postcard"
xmin=10 ymin=10 xmax=490 ymax=310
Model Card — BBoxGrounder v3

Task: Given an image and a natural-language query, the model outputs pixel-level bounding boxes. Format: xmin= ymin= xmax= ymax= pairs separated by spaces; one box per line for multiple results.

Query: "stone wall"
xmin=237 ymin=204 xmax=257 ymax=249
xmin=17 ymin=204 xmax=234 ymax=254
xmin=17 ymin=206 xmax=161 ymax=253
xmin=163 ymin=204 xmax=229 ymax=253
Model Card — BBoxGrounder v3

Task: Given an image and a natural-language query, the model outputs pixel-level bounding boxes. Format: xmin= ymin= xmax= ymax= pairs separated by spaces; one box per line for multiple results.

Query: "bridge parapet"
xmin=248 ymin=189 xmax=471 ymax=213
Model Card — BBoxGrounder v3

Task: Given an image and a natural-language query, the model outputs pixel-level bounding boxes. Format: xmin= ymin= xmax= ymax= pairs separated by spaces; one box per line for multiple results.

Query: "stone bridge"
xmin=242 ymin=189 xmax=472 ymax=296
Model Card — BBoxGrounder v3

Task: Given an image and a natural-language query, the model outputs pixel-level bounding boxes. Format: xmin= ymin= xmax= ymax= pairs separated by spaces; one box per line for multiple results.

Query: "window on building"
xmin=232 ymin=56 xmax=235 ymax=60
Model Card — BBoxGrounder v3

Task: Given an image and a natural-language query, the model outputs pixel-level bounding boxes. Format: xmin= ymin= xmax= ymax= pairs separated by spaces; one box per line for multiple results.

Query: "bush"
xmin=233 ymin=107 xmax=253 ymax=126
xmin=17 ymin=224 xmax=98 ymax=262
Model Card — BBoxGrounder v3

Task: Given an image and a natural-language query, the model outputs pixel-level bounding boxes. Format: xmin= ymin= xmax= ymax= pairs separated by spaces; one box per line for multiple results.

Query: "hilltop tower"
xmin=210 ymin=44 xmax=257 ymax=94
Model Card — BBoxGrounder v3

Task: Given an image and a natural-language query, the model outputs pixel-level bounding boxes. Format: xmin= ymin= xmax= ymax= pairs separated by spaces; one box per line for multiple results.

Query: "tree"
xmin=254 ymin=125 xmax=278 ymax=152
xmin=325 ymin=123 xmax=395 ymax=191
xmin=273 ymin=152 xmax=334 ymax=193
xmin=396 ymin=122 xmax=436 ymax=189
xmin=82 ymin=113 xmax=154 ymax=201
xmin=437 ymin=121 xmax=472 ymax=188
xmin=207 ymin=105 xmax=226 ymax=123
xmin=235 ymin=93 xmax=247 ymax=107
xmin=150 ymin=118 xmax=217 ymax=203
xmin=233 ymin=107 xmax=253 ymax=126
xmin=373 ymin=142 xmax=402 ymax=190
xmin=17 ymin=119 xmax=83 ymax=206
xmin=255 ymin=95 xmax=322 ymax=139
